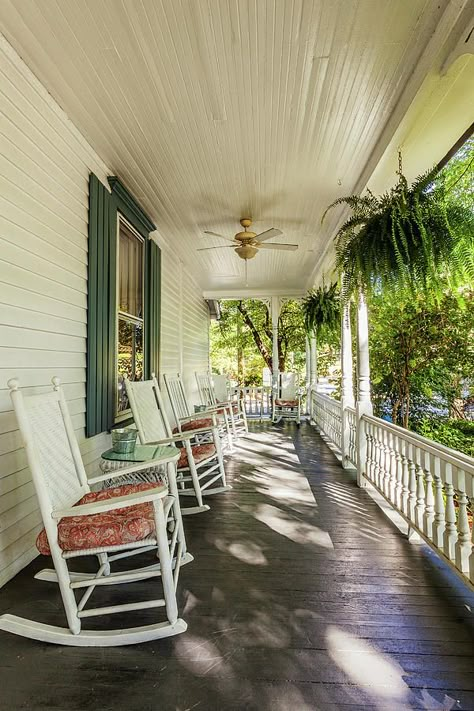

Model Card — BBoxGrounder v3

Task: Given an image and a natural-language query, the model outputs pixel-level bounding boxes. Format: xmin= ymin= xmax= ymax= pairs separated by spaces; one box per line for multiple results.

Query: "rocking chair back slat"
xmin=163 ymin=374 xmax=190 ymax=422
xmin=125 ymin=377 xmax=173 ymax=444
xmin=195 ymin=372 xmax=217 ymax=407
xmin=280 ymin=372 xmax=298 ymax=400
xmin=212 ymin=374 xmax=230 ymax=403
xmin=9 ymin=379 xmax=89 ymax=515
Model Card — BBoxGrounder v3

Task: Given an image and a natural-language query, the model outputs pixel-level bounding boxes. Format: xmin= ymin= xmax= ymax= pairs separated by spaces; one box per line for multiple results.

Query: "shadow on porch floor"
xmin=1 ymin=422 xmax=474 ymax=710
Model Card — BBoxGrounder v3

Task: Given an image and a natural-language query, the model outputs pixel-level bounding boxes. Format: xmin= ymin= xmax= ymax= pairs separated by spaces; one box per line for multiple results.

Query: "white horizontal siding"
xmin=0 ymin=36 xmax=210 ymax=587
xmin=0 ymin=37 xmax=111 ymax=587
xmin=159 ymin=241 xmax=210 ymax=424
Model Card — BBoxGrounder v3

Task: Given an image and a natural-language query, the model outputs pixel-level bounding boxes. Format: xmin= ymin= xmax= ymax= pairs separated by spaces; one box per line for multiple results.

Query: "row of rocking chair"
xmin=0 ymin=372 xmax=248 ymax=647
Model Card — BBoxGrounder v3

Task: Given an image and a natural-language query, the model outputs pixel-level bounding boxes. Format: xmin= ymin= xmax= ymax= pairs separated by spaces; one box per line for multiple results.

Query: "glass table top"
xmin=101 ymin=444 xmax=180 ymax=463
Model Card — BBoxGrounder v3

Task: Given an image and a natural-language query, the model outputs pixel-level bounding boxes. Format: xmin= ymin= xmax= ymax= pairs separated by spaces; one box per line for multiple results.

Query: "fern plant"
xmin=302 ymin=283 xmax=340 ymax=342
xmin=323 ymin=154 xmax=474 ymax=300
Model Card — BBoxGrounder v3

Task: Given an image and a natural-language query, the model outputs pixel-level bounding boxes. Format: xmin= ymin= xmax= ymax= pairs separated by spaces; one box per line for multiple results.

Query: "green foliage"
xmin=323 ymin=150 xmax=474 ymax=301
xmin=369 ymin=286 xmax=474 ymax=428
xmin=413 ymin=418 xmax=474 ymax=458
xmin=210 ymin=299 xmax=306 ymax=385
xmin=302 ymin=283 xmax=340 ymax=343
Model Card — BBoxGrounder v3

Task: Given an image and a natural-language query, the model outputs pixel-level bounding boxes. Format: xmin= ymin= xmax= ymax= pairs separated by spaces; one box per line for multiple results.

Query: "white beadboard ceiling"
xmin=0 ymin=0 xmax=459 ymax=293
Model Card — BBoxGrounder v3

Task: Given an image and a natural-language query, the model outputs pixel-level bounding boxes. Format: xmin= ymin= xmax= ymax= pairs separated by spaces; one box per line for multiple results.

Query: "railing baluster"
xmin=432 ymin=457 xmax=446 ymax=548
xmin=443 ymin=475 xmax=457 ymax=561
xmin=454 ymin=469 xmax=471 ymax=574
xmin=423 ymin=451 xmax=435 ymax=539
xmin=415 ymin=447 xmax=426 ymax=530
xmin=394 ymin=436 xmax=403 ymax=509
xmin=407 ymin=444 xmax=417 ymax=523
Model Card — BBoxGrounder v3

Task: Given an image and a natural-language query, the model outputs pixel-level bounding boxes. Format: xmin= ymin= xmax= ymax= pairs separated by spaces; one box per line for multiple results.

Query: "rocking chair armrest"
xmin=52 ymin=485 xmax=168 ymax=519
xmin=150 ymin=432 xmax=197 ymax=445
xmin=179 ymin=413 xmax=217 ymax=425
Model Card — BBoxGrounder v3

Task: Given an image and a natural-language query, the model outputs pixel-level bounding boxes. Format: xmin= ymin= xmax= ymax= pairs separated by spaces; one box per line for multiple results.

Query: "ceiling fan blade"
xmin=203 ymin=230 xmax=235 ymax=242
xmin=197 ymin=245 xmax=236 ymax=251
xmin=257 ymin=242 xmax=298 ymax=251
xmin=254 ymin=228 xmax=283 ymax=242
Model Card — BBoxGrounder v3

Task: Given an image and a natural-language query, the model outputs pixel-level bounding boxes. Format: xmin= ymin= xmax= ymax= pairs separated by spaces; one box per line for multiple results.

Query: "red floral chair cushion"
xmin=275 ymin=399 xmax=298 ymax=407
xmin=36 ymin=482 xmax=162 ymax=556
xmin=217 ymin=401 xmax=239 ymax=414
xmin=177 ymin=443 xmax=216 ymax=469
xmin=172 ymin=417 xmax=213 ymax=434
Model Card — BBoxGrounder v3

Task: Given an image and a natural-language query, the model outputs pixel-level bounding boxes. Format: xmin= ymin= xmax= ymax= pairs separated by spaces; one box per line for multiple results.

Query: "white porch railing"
xmin=311 ymin=389 xmax=474 ymax=587
xmin=233 ymin=386 xmax=273 ymax=418
xmin=311 ymin=390 xmax=342 ymax=449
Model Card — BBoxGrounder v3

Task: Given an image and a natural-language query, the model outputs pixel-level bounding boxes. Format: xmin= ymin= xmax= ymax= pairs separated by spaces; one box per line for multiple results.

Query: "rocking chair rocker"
xmin=125 ymin=374 xmax=230 ymax=515
xmin=0 ymin=378 xmax=188 ymax=647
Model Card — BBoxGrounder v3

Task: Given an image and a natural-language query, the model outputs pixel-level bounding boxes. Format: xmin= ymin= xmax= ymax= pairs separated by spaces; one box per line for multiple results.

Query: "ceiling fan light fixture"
xmin=235 ymin=244 xmax=258 ymax=260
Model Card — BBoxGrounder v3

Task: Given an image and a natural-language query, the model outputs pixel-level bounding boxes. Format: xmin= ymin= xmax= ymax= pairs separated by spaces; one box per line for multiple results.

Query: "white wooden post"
xmin=309 ymin=332 xmax=318 ymax=420
xmin=341 ymin=301 xmax=354 ymax=469
xmin=355 ymin=291 xmax=373 ymax=487
xmin=305 ymin=336 xmax=311 ymax=416
xmin=310 ymin=333 xmax=317 ymax=388
xmin=270 ymin=296 xmax=281 ymax=391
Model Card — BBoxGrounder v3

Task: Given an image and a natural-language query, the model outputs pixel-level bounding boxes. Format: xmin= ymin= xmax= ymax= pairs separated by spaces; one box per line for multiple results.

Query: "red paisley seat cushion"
xmin=36 ymin=482 xmax=162 ymax=556
xmin=217 ymin=401 xmax=239 ymax=414
xmin=177 ymin=443 xmax=216 ymax=468
xmin=275 ymin=399 xmax=298 ymax=407
xmin=172 ymin=417 xmax=213 ymax=434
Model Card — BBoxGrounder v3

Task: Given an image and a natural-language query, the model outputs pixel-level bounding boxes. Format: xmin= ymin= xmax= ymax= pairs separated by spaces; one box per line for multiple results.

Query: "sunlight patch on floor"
xmin=326 ymin=625 xmax=410 ymax=706
xmin=213 ymin=538 xmax=268 ymax=566
xmin=252 ymin=502 xmax=333 ymax=549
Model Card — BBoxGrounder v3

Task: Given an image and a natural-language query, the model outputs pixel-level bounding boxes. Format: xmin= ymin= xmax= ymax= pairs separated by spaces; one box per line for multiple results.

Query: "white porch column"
xmin=355 ymin=291 xmax=373 ymax=487
xmin=341 ymin=300 xmax=354 ymax=468
xmin=270 ymin=296 xmax=281 ymax=390
xmin=309 ymin=333 xmax=317 ymax=388
xmin=305 ymin=337 xmax=311 ymax=416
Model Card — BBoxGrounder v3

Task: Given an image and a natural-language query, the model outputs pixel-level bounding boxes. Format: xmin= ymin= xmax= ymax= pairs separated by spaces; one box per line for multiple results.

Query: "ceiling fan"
xmin=197 ymin=218 xmax=298 ymax=261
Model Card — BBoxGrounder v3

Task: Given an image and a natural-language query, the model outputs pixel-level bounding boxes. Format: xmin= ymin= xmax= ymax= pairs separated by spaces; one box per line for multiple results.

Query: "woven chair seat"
xmin=177 ymin=443 xmax=216 ymax=469
xmin=36 ymin=483 xmax=162 ymax=555
xmin=275 ymin=398 xmax=298 ymax=407
xmin=172 ymin=417 xmax=213 ymax=434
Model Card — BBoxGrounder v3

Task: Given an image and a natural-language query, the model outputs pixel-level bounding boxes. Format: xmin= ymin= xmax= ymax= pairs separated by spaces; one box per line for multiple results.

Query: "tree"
xmin=210 ymin=299 xmax=306 ymax=384
xmin=368 ymin=288 xmax=474 ymax=428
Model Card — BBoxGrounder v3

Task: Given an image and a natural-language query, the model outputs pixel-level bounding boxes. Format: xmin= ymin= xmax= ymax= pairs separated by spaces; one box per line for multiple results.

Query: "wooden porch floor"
xmin=1 ymin=423 xmax=474 ymax=710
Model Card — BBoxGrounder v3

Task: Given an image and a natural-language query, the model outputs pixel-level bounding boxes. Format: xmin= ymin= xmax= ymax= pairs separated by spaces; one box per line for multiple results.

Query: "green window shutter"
xmin=86 ymin=174 xmax=117 ymax=437
xmin=144 ymin=238 xmax=161 ymax=378
xmin=86 ymin=174 xmax=160 ymax=437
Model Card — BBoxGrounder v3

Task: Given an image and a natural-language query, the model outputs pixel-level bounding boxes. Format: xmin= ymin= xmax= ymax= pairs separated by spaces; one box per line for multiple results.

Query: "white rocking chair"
xmin=272 ymin=372 xmax=301 ymax=425
xmin=0 ymin=378 xmax=187 ymax=647
xmin=195 ymin=372 xmax=248 ymax=440
xmin=163 ymin=372 xmax=230 ymax=449
xmin=125 ymin=374 xmax=230 ymax=515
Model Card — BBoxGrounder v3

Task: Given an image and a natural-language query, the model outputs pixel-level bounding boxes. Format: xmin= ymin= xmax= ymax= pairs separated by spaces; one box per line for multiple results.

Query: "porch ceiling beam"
xmin=202 ymin=289 xmax=305 ymax=301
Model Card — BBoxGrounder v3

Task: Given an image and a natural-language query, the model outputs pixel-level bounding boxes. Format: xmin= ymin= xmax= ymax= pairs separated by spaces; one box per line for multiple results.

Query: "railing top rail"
xmin=312 ymin=390 xmax=341 ymax=405
xmin=363 ymin=413 xmax=474 ymax=473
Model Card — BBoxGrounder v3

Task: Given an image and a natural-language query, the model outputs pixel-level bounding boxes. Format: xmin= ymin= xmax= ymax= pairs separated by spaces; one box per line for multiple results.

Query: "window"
xmin=86 ymin=174 xmax=160 ymax=438
xmin=117 ymin=219 xmax=145 ymax=418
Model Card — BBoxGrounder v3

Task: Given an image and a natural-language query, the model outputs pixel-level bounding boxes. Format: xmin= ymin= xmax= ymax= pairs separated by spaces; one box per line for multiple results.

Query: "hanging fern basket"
xmin=323 ymin=155 xmax=474 ymax=300
xmin=302 ymin=283 xmax=340 ymax=342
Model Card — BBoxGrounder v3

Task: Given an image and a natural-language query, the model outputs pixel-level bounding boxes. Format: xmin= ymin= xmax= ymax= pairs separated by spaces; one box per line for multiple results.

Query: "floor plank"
xmin=0 ymin=422 xmax=473 ymax=711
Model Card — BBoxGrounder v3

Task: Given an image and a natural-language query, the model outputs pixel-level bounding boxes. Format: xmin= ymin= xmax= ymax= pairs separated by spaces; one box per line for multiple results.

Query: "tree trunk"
xmin=237 ymin=301 xmax=273 ymax=371
xmin=236 ymin=317 xmax=243 ymax=384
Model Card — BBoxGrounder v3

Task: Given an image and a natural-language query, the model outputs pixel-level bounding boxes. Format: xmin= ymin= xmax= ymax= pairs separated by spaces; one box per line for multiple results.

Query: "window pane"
xmin=119 ymin=221 xmax=143 ymax=318
xmin=117 ymin=318 xmax=144 ymax=414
